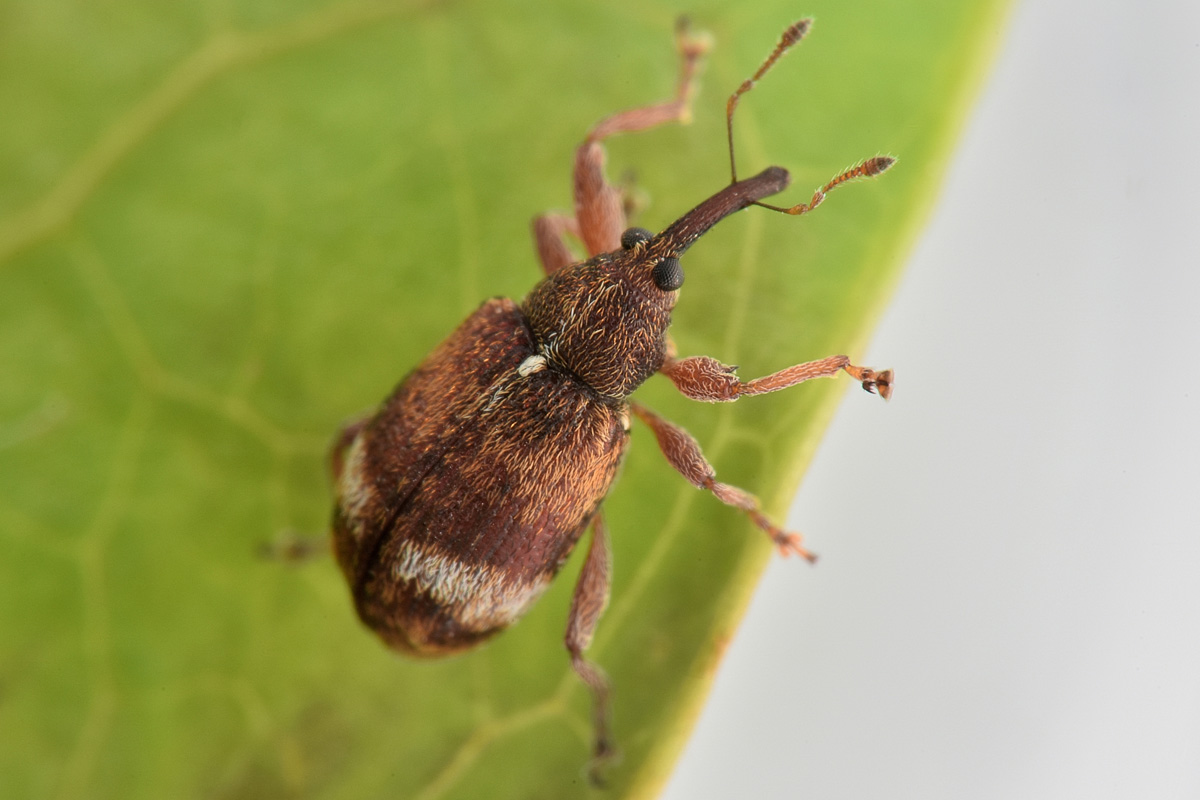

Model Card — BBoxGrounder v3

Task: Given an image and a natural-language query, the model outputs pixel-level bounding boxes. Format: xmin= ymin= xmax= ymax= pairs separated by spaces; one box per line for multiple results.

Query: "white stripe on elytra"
xmin=393 ymin=538 xmax=551 ymax=628
xmin=338 ymin=434 xmax=375 ymax=542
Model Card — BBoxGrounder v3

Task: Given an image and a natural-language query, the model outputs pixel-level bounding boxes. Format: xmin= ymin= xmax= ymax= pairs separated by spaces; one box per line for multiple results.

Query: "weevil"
xmin=330 ymin=18 xmax=893 ymax=775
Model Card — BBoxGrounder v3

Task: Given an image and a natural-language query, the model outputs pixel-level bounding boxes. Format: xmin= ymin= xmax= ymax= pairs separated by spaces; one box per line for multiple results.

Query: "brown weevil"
xmin=330 ymin=18 xmax=893 ymax=776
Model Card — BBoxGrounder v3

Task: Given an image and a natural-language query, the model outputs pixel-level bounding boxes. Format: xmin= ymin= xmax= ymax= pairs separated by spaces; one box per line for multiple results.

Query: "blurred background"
xmin=665 ymin=0 xmax=1200 ymax=798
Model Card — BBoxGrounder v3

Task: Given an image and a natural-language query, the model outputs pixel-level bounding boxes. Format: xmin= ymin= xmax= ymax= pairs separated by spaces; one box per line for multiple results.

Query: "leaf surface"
xmin=0 ymin=0 xmax=1010 ymax=797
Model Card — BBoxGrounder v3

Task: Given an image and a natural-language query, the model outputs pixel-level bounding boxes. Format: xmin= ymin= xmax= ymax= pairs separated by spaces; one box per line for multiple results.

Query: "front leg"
xmin=574 ymin=19 xmax=710 ymax=255
xmin=531 ymin=213 xmax=581 ymax=276
xmin=529 ymin=19 xmax=710 ymax=272
xmin=661 ymin=354 xmax=893 ymax=401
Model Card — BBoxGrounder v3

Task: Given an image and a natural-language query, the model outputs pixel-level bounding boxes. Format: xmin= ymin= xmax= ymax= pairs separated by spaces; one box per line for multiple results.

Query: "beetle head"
xmin=522 ymin=167 xmax=792 ymax=400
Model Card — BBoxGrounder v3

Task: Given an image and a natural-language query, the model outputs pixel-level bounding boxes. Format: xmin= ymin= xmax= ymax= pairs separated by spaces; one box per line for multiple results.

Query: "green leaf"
xmin=0 ymin=0 xmax=1010 ymax=797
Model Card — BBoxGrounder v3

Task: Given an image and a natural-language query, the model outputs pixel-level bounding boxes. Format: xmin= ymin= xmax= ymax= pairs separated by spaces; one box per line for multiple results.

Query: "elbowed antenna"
xmin=732 ymin=19 xmax=896 ymax=216
xmin=726 ymin=18 xmax=812 ymax=184
xmin=649 ymin=17 xmax=895 ymax=262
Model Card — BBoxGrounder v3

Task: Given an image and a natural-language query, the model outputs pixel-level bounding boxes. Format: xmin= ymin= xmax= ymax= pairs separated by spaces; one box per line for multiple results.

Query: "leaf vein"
xmin=69 ymin=241 xmax=325 ymax=456
xmin=55 ymin=392 xmax=152 ymax=800
xmin=0 ymin=0 xmax=433 ymax=272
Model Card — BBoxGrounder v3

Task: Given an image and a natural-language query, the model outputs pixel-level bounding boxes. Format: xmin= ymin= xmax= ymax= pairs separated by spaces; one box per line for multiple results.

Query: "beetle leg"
xmin=631 ymin=402 xmax=818 ymax=562
xmin=573 ymin=18 xmax=710 ymax=256
xmin=262 ymin=419 xmax=369 ymax=563
xmin=530 ymin=173 xmax=651 ymax=275
xmin=257 ymin=417 xmax=372 ymax=561
xmin=259 ymin=529 xmax=328 ymax=561
xmin=531 ymin=21 xmax=708 ymax=267
xmin=531 ymin=212 xmax=582 ymax=275
xmin=565 ymin=513 xmax=616 ymax=782
xmin=661 ymin=353 xmax=894 ymax=401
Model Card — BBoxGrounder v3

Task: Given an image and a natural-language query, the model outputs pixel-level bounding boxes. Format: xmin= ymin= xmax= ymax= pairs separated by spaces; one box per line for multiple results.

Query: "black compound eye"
xmin=651 ymin=257 xmax=684 ymax=291
xmin=620 ymin=227 xmax=654 ymax=250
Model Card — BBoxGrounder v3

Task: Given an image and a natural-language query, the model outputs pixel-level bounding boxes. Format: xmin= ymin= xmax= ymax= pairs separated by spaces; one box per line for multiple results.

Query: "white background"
xmin=664 ymin=1 xmax=1200 ymax=798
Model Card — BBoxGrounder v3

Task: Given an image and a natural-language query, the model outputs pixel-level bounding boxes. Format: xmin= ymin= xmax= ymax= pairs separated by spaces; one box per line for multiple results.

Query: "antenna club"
xmin=864 ymin=155 xmax=896 ymax=176
xmin=781 ymin=18 xmax=813 ymax=48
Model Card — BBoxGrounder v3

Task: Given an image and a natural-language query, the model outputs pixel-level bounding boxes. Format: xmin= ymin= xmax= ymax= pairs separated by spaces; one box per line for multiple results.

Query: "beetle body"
xmin=328 ymin=19 xmax=894 ymax=775
xmin=331 ymin=295 xmax=631 ymax=655
xmin=330 ymin=170 xmax=792 ymax=653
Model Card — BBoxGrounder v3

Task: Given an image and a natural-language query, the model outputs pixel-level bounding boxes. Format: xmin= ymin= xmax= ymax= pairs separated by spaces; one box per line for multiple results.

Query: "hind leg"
xmin=565 ymin=513 xmax=617 ymax=784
